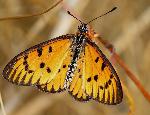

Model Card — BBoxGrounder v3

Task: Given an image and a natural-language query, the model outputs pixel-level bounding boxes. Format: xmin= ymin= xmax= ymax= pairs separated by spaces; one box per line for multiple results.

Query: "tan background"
xmin=0 ymin=0 xmax=150 ymax=115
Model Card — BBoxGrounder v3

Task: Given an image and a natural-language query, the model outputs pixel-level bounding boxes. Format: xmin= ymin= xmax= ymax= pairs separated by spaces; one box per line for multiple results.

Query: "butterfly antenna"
xmin=86 ymin=7 xmax=117 ymax=24
xmin=67 ymin=11 xmax=83 ymax=24
xmin=0 ymin=0 xmax=63 ymax=21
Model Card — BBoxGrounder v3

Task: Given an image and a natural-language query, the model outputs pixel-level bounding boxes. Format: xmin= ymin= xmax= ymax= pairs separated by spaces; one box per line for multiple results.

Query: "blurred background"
xmin=0 ymin=0 xmax=150 ymax=115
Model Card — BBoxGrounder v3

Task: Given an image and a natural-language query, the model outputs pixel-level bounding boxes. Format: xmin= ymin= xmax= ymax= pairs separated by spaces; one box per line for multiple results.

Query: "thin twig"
xmin=113 ymin=53 xmax=150 ymax=103
xmin=121 ymin=82 xmax=135 ymax=115
xmin=0 ymin=0 xmax=63 ymax=21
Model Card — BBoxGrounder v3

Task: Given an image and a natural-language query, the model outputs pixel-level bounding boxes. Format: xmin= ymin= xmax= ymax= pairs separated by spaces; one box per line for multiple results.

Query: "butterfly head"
xmin=78 ymin=23 xmax=88 ymax=33
xmin=78 ymin=23 xmax=95 ymax=39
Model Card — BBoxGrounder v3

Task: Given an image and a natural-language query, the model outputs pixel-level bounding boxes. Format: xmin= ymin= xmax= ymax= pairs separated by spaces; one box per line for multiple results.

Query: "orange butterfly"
xmin=2 ymin=7 xmax=123 ymax=105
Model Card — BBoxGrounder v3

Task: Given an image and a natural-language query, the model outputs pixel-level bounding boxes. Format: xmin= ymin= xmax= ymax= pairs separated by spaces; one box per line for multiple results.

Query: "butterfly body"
xmin=65 ymin=24 xmax=88 ymax=88
xmin=3 ymin=23 xmax=123 ymax=104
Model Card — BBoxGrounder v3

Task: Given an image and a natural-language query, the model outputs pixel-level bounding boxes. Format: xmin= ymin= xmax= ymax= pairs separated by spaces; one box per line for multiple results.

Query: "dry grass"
xmin=0 ymin=0 xmax=150 ymax=115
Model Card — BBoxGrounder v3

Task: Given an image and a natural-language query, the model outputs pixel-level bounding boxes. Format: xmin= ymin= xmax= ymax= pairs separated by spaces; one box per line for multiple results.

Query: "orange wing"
xmin=69 ymin=51 xmax=90 ymax=101
xmin=69 ymin=40 xmax=123 ymax=104
xmin=3 ymin=35 xmax=73 ymax=93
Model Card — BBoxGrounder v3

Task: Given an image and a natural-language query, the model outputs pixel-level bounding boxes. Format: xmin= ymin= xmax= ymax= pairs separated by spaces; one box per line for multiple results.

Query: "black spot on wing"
xmin=95 ymin=57 xmax=99 ymax=63
xmin=24 ymin=55 xmax=28 ymax=60
xmin=25 ymin=64 xmax=29 ymax=71
xmin=105 ymin=82 xmax=108 ymax=89
xmin=87 ymin=77 xmax=91 ymax=82
xmin=40 ymin=62 xmax=45 ymax=68
xmin=79 ymin=75 xmax=82 ymax=78
xmin=46 ymin=67 xmax=51 ymax=73
xmin=110 ymin=74 xmax=113 ymax=79
xmin=49 ymin=46 xmax=52 ymax=53
xmin=37 ymin=47 xmax=43 ymax=57
xmin=78 ymin=69 xmax=81 ymax=73
xmin=100 ymin=86 xmax=103 ymax=90
xmin=63 ymin=64 xmax=66 ymax=68
xmin=101 ymin=62 xmax=106 ymax=71
xmin=108 ymin=79 xmax=112 ymax=85
xmin=58 ymin=69 xmax=61 ymax=73
xmin=23 ymin=60 xmax=27 ymax=65
xmin=94 ymin=75 xmax=98 ymax=81
xmin=28 ymin=70 xmax=34 ymax=73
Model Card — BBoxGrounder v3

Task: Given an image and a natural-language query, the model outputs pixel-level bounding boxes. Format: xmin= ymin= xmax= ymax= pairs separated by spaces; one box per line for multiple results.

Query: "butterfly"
xmin=2 ymin=8 xmax=123 ymax=105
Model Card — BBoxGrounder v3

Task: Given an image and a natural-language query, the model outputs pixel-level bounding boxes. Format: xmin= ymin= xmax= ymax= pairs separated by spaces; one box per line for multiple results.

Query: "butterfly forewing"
xmin=3 ymin=35 xmax=73 ymax=92
xmin=84 ymin=41 xmax=123 ymax=104
xmin=37 ymin=47 xmax=73 ymax=92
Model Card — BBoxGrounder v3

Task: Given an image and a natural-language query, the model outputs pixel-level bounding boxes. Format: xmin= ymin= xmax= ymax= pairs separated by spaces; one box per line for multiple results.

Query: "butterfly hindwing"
xmin=3 ymin=35 xmax=73 ymax=93
xmin=83 ymin=41 xmax=123 ymax=104
xmin=69 ymin=52 xmax=90 ymax=101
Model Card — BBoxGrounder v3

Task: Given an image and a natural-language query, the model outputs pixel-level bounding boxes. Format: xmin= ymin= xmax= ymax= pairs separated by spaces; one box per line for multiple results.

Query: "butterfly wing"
xmin=85 ymin=40 xmax=123 ymax=104
xmin=3 ymin=35 xmax=73 ymax=93
xmin=68 ymin=51 xmax=90 ymax=101
xmin=68 ymin=40 xmax=123 ymax=104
